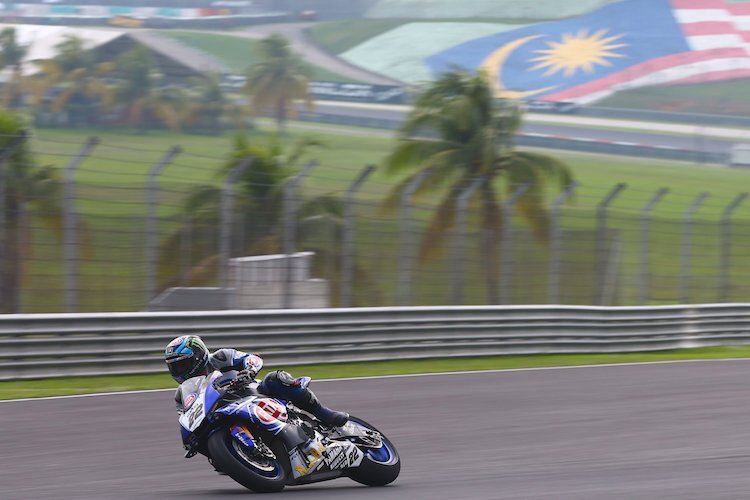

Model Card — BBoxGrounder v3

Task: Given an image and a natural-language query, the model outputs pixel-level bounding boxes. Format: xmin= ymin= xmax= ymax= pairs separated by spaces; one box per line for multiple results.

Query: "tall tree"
xmin=157 ymin=135 xmax=376 ymax=305
xmin=183 ymin=73 xmax=247 ymax=134
xmin=116 ymin=45 xmax=185 ymax=132
xmin=243 ymin=34 xmax=313 ymax=134
xmin=384 ymin=70 xmax=573 ymax=302
xmin=32 ymin=35 xmax=116 ymax=127
xmin=0 ymin=27 xmax=28 ymax=108
xmin=0 ymin=111 xmax=64 ymax=312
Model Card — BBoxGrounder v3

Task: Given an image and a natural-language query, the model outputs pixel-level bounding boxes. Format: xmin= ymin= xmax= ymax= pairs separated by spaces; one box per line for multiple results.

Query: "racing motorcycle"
xmin=177 ymin=369 xmax=400 ymax=493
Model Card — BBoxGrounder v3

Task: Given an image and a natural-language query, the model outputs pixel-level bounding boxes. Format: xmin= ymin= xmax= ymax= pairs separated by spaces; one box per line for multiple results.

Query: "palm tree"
xmin=384 ymin=70 xmax=573 ymax=302
xmin=32 ymin=35 xmax=116 ymax=127
xmin=0 ymin=27 xmax=28 ymax=108
xmin=116 ymin=45 xmax=185 ymax=132
xmin=157 ymin=135 xmax=378 ymax=306
xmin=183 ymin=73 xmax=247 ymax=134
xmin=0 ymin=111 xmax=64 ymax=312
xmin=243 ymin=34 xmax=313 ymax=134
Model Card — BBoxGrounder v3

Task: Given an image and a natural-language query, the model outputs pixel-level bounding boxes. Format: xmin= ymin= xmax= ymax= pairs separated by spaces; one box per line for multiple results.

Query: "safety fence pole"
xmin=340 ymin=165 xmax=375 ymax=308
xmin=63 ymin=137 xmax=99 ymax=313
xmin=595 ymin=183 xmax=627 ymax=305
xmin=0 ymin=132 xmax=27 ymax=313
xmin=144 ymin=146 xmax=181 ymax=306
xmin=218 ymin=157 xmax=254 ymax=304
xmin=548 ymin=182 xmax=579 ymax=304
xmin=718 ymin=193 xmax=748 ymax=302
xmin=499 ymin=184 xmax=529 ymax=305
xmin=638 ymin=188 xmax=668 ymax=305
xmin=680 ymin=192 xmax=710 ymax=303
xmin=451 ymin=176 xmax=485 ymax=305
xmin=398 ymin=169 xmax=432 ymax=306
xmin=282 ymin=161 xmax=317 ymax=309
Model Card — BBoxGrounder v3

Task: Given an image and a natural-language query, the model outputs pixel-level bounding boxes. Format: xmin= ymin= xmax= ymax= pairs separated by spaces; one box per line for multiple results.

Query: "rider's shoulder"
xmin=208 ymin=347 xmax=241 ymax=368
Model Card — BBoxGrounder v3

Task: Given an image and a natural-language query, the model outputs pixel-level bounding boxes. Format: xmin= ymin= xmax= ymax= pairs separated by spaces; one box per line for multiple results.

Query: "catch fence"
xmin=1 ymin=132 xmax=749 ymax=313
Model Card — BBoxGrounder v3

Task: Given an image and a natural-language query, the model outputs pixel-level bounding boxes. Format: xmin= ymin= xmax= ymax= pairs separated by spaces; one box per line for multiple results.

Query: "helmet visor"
xmin=168 ymin=357 xmax=194 ymax=381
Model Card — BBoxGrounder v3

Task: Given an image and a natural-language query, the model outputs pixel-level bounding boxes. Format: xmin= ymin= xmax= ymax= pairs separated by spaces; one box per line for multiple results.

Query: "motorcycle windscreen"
xmin=179 ymin=375 xmax=206 ymax=411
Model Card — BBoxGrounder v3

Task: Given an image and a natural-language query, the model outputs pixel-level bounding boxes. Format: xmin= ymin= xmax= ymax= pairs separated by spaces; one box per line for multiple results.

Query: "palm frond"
xmin=418 ymin=177 xmax=478 ymax=260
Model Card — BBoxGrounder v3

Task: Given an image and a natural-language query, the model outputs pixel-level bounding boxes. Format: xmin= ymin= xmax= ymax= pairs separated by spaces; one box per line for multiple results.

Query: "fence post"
xmin=63 ymin=137 xmax=99 ymax=313
xmin=718 ymin=193 xmax=748 ymax=302
xmin=340 ymin=165 xmax=376 ymax=308
xmin=548 ymin=182 xmax=579 ymax=304
xmin=451 ymin=176 xmax=485 ymax=305
xmin=596 ymin=183 xmax=627 ymax=305
xmin=499 ymin=184 xmax=529 ymax=305
xmin=680 ymin=192 xmax=710 ymax=303
xmin=179 ymin=213 xmax=193 ymax=287
xmin=282 ymin=160 xmax=317 ymax=309
xmin=0 ymin=132 xmax=27 ymax=313
xmin=398 ymin=169 xmax=432 ymax=306
xmin=638 ymin=188 xmax=668 ymax=304
xmin=144 ymin=146 xmax=181 ymax=306
xmin=218 ymin=157 xmax=254 ymax=306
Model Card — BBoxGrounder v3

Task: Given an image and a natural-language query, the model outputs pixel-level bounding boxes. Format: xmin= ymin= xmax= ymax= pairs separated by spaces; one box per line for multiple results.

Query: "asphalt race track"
xmin=312 ymin=102 xmax=735 ymax=155
xmin=3 ymin=360 xmax=750 ymax=499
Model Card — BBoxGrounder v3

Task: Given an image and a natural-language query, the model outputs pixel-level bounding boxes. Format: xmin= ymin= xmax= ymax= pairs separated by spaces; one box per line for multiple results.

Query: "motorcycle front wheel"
xmin=346 ymin=416 xmax=401 ymax=487
xmin=207 ymin=429 xmax=287 ymax=493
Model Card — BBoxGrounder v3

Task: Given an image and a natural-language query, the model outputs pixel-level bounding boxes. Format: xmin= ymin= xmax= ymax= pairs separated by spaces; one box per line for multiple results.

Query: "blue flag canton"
xmin=425 ymin=0 xmax=691 ymax=98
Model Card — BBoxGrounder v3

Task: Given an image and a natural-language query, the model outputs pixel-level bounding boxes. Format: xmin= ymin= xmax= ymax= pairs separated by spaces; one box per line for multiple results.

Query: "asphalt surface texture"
xmin=3 ymin=360 xmax=750 ymax=499
xmin=312 ymin=103 xmax=735 ymax=155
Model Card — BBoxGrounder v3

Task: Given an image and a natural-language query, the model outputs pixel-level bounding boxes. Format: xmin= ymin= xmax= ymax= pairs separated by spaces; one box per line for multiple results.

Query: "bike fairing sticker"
xmin=183 ymin=393 xmax=197 ymax=409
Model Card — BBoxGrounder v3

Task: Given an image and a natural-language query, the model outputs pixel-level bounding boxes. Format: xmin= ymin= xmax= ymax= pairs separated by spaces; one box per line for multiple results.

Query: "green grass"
xmin=598 ymin=78 xmax=750 ymax=117
xmin=19 ymin=121 xmax=750 ymax=311
xmin=307 ymin=18 xmax=547 ymax=55
xmin=3 ymin=346 xmax=750 ymax=400
xmin=159 ymin=30 xmax=360 ymax=82
xmin=307 ymin=20 xmax=412 ymax=54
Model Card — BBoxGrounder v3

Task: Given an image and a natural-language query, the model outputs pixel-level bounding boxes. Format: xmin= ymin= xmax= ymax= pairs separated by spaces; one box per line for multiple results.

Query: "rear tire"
xmin=207 ymin=429 xmax=287 ymax=493
xmin=346 ymin=416 xmax=400 ymax=487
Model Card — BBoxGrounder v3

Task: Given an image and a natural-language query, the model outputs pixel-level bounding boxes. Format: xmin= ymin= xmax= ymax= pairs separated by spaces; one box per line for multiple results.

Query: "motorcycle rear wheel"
xmin=346 ymin=416 xmax=401 ymax=487
xmin=207 ymin=429 xmax=287 ymax=492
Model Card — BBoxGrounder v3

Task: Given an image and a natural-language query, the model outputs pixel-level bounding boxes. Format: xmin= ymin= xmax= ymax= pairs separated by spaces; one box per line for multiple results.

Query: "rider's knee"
xmin=259 ymin=370 xmax=305 ymax=399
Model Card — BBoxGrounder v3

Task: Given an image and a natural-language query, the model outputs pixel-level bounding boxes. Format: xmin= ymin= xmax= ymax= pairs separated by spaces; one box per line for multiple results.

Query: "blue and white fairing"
xmin=214 ymin=396 xmax=289 ymax=435
xmin=178 ymin=370 xmax=290 ymax=444
xmin=178 ymin=371 xmax=225 ymax=444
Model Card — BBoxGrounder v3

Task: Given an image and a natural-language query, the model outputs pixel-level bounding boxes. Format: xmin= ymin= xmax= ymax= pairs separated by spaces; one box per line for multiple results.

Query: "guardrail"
xmin=3 ymin=304 xmax=750 ymax=381
xmin=295 ymin=112 xmax=729 ymax=164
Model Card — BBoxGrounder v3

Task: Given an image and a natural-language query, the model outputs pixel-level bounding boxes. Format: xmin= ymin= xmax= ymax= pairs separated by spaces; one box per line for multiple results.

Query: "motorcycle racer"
xmin=165 ymin=335 xmax=348 ymax=427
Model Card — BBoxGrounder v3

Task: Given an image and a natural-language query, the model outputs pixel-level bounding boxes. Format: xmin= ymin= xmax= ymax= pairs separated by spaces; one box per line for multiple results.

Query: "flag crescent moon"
xmin=479 ymin=35 xmax=558 ymax=99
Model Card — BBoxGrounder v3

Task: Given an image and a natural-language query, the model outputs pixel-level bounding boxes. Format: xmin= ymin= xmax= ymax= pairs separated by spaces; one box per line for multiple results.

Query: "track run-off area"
xmin=3 ymin=360 xmax=750 ymax=499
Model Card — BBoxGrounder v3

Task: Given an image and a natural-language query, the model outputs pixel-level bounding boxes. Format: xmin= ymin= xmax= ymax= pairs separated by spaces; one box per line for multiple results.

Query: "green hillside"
xmin=365 ymin=0 xmax=612 ymax=19
xmin=161 ymin=31 xmax=359 ymax=82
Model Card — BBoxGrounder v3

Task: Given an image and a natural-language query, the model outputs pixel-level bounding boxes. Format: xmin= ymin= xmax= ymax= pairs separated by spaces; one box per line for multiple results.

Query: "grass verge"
xmin=3 ymin=346 xmax=750 ymax=400
xmin=159 ymin=30 xmax=360 ymax=82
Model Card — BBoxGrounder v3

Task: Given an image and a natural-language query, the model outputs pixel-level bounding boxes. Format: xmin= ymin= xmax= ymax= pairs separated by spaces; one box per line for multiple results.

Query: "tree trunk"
xmin=276 ymin=99 xmax=287 ymax=136
xmin=0 ymin=199 xmax=22 ymax=313
xmin=480 ymin=184 xmax=501 ymax=304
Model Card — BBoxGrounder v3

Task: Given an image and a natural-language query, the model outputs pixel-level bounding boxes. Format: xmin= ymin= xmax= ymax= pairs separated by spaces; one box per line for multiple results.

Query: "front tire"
xmin=346 ymin=416 xmax=401 ymax=487
xmin=207 ymin=429 xmax=287 ymax=493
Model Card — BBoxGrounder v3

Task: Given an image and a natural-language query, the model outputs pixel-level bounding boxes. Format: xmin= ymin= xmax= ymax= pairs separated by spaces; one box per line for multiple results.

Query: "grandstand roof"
xmin=0 ymin=24 xmax=125 ymax=73
xmin=0 ymin=24 xmax=221 ymax=78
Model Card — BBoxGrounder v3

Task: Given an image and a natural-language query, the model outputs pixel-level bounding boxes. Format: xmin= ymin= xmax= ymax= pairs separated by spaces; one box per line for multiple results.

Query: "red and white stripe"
xmin=545 ymin=0 xmax=750 ymax=104
xmin=672 ymin=0 xmax=750 ymax=52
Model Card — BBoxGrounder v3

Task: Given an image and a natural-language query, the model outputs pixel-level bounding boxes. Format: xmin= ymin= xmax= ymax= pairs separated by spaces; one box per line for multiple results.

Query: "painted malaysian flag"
xmin=425 ymin=0 xmax=750 ymax=104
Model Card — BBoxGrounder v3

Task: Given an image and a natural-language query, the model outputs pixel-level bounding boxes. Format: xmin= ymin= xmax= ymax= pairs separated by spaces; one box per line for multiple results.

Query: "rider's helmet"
xmin=165 ymin=335 xmax=209 ymax=383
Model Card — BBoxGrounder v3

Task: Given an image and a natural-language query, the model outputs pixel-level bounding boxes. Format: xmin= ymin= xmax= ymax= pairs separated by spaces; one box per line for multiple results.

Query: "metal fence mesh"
xmin=3 ymin=134 xmax=750 ymax=313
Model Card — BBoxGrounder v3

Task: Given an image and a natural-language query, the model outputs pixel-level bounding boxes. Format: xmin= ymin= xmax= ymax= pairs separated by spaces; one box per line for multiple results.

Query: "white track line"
xmin=3 ymin=357 xmax=750 ymax=404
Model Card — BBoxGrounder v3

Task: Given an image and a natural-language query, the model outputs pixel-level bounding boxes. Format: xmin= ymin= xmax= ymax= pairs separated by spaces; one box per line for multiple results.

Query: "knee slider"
xmin=259 ymin=370 xmax=305 ymax=399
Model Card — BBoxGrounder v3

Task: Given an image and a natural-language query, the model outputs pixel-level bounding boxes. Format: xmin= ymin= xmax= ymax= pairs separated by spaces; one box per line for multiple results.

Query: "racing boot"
xmin=293 ymin=389 xmax=349 ymax=428
xmin=260 ymin=370 xmax=349 ymax=427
